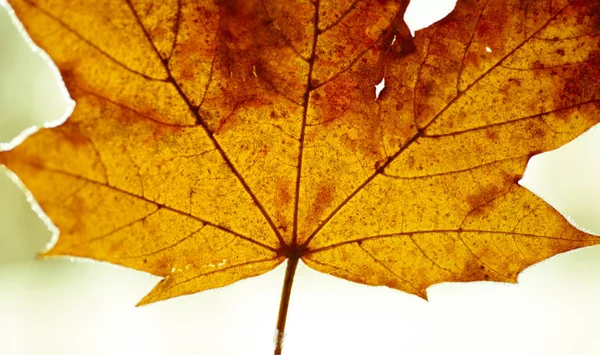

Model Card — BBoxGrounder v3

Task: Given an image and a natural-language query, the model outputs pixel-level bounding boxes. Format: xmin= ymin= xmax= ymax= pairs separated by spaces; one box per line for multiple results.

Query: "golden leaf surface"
xmin=1 ymin=0 xmax=599 ymax=318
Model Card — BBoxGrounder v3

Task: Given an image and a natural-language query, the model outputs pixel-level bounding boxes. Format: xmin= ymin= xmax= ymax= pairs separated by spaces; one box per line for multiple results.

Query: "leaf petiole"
xmin=274 ymin=256 xmax=299 ymax=355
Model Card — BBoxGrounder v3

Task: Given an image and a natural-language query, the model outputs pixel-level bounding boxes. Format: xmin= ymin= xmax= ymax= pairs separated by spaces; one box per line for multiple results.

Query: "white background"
xmin=1 ymin=0 xmax=600 ymax=354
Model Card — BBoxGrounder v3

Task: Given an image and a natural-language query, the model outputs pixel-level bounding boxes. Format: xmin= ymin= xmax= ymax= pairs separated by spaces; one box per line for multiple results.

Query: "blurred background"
xmin=1 ymin=0 xmax=600 ymax=354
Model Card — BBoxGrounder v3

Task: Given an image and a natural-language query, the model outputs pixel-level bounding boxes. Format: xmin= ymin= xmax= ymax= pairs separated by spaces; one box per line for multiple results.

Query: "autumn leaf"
xmin=1 ymin=0 xmax=599 ymax=353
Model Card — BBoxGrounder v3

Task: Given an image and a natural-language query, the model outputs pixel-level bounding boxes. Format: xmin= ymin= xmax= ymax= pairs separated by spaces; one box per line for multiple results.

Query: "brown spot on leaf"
xmin=485 ymin=129 xmax=499 ymax=142
xmin=306 ymin=183 xmax=336 ymax=226
xmin=273 ymin=178 xmax=292 ymax=234
xmin=508 ymin=78 xmax=521 ymax=86
xmin=316 ymin=80 xmax=354 ymax=126
xmin=214 ymin=0 xmax=250 ymax=17
xmin=466 ymin=184 xmax=501 ymax=215
xmin=553 ymin=50 xmax=600 ymax=109
xmin=448 ymin=256 xmax=490 ymax=283
xmin=59 ymin=124 xmax=90 ymax=147
xmin=58 ymin=61 xmax=81 ymax=94
xmin=464 ymin=51 xmax=481 ymax=68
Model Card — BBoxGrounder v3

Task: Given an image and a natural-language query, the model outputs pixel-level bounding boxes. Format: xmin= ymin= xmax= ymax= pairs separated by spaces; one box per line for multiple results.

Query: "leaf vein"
xmin=25 ymin=161 xmax=278 ymax=252
xmin=116 ymin=225 xmax=206 ymax=260
xmin=308 ymin=229 xmax=594 ymax=254
xmin=123 ymin=0 xmax=285 ymax=247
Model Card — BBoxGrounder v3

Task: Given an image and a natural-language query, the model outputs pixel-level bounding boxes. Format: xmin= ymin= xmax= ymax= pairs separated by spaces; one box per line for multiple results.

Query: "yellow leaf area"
xmin=1 ymin=0 xmax=599 ymax=307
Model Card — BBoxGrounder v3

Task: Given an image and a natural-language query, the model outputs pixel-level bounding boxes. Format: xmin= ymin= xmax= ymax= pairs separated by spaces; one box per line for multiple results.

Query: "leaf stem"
xmin=274 ymin=256 xmax=299 ymax=355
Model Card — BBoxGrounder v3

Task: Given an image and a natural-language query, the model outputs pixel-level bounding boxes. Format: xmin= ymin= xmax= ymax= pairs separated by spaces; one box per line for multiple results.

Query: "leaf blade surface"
xmin=0 ymin=0 xmax=599 ymax=308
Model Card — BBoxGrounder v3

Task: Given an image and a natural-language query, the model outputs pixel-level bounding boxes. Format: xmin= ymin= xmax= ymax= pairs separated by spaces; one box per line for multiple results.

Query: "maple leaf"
xmin=1 ymin=0 xmax=599 ymax=353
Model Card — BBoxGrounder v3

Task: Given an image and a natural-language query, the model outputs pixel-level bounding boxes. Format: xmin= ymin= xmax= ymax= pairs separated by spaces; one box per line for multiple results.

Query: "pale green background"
xmin=1 ymin=1 xmax=600 ymax=354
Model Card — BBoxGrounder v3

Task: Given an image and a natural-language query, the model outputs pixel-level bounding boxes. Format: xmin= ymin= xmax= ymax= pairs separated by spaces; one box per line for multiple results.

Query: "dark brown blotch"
xmin=450 ymin=256 xmax=492 ymax=283
xmin=553 ymin=50 xmax=600 ymax=109
xmin=58 ymin=61 xmax=82 ymax=94
xmin=59 ymin=124 xmax=91 ymax=148
xmin=466 ymin=184 xmax=501 ymax=213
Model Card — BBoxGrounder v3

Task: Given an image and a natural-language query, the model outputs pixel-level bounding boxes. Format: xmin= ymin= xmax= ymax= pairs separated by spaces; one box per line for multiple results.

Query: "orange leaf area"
xmin=1 ymin=0 xmax=599 ymax=310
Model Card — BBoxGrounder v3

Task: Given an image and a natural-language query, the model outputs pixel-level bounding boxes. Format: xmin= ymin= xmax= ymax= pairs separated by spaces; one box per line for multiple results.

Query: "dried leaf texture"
xmin=303 ymin=0 xmax=600 ymax=297
xmin=1 ymin=0 xmax=599 ymax=304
